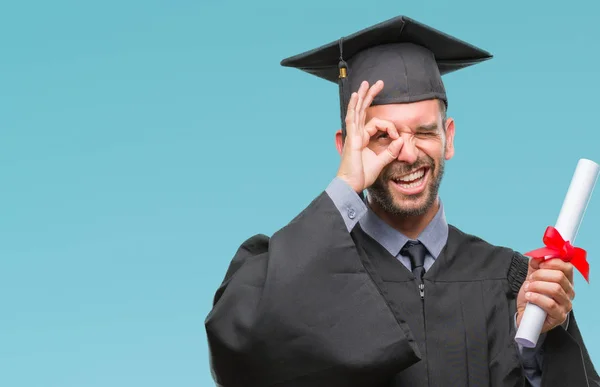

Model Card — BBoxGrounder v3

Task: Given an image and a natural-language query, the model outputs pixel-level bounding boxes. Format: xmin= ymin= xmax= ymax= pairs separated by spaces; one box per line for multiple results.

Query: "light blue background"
xmin=1 ymin=0 xmax=599 ymax=386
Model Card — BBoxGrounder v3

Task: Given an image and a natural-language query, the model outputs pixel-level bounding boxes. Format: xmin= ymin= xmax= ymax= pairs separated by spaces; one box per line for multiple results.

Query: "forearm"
xmin=325 ymin=176 xmax=368 ymax=232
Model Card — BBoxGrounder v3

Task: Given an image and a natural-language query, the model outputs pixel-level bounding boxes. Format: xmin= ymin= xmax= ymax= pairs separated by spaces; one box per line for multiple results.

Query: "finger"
xmin=344 ymin=92 xmax=359 ymax=138
xmin=529 ymin=268 xmax=571 ymax=287
xmin=386 ymin=137 xmax=404 ymax=158
xmin=359 ymin=80 xmax=384 ymax=125
xmin=525 ymin=291 xmax=569 ymax=325
xmin=375 ymin=137 xmax=404 ymax=168
xmin=529 ymin=269 xmax=575 ymax=300
xmin=539 ymin=258 xmax=575 ymax=284
xmin=364 ymin=117 xmax=400 ymax=139
xmin=355 ymin=81 xmax=369 ymax=126
xmin=528 ymin=256 xmax=542 ymax=271
xmin=526 ymin=280 xmax=572 ymax=306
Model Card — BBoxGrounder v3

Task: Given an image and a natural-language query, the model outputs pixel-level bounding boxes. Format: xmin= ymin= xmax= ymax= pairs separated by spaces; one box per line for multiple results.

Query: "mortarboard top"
xmin=280 ymin=15 xmax=493 ymax=136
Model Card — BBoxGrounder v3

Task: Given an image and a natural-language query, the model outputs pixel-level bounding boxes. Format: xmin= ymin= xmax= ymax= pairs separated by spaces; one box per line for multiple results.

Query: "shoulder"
xmin=229 ymin=233 xmax=271 ymax=270
xmin=447 ymin=224 xmax=515 ymax=257
xmin=236 ymin=233 xmax=271 ymax=256
xmin=220 ymin=233 xmax=271 ymax=283
xmin=448 ymin=224 xmax=529 ymax=292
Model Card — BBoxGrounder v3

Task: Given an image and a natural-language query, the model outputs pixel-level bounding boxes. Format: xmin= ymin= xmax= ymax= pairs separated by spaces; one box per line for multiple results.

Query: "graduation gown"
xmin=205 ymin=191 xmax=599 ymax=386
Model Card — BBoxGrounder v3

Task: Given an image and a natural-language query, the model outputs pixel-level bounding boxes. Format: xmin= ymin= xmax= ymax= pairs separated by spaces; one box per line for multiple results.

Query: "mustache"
xmin=383 ymin=157 xmax=435 ymax=178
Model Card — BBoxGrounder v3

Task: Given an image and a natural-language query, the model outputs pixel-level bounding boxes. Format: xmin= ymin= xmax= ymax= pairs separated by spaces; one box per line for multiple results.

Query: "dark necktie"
xmin=401 ymin=240 xmax=427 ymax=298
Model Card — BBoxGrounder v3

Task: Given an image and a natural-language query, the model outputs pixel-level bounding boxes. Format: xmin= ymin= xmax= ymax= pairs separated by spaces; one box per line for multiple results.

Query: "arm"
xmin=205 ymin=187 xmax=420 ymax=387
xmin=511 ymin=253 xmax=599 ymax=386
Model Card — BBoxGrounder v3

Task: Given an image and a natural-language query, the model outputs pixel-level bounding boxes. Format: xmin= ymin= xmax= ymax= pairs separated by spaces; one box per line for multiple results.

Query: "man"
xmin=205 ymin=15 xmax=599 ymax=386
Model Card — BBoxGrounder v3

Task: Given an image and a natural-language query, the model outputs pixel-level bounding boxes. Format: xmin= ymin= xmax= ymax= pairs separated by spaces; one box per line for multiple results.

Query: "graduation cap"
xmin=280 ymin=15 xmax=493 ymax=137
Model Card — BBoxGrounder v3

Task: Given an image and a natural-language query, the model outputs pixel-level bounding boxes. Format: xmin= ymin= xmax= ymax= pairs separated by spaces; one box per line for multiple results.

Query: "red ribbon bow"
xmin=525 ymin=226 xmax=589 ymax=282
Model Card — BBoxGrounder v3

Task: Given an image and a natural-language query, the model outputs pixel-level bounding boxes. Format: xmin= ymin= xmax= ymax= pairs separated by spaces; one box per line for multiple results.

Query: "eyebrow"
xmin=415 ymin=123 xmax=439 ymax=132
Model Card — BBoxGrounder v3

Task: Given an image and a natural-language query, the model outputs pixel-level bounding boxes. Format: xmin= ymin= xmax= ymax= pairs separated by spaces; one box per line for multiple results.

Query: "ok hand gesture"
xmin=336 ymin=80 xmax=405 ymax=193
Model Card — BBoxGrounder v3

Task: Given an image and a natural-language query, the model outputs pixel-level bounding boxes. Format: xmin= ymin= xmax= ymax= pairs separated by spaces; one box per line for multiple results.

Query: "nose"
xmin=396 ymin=134 xmax=419 ymax=164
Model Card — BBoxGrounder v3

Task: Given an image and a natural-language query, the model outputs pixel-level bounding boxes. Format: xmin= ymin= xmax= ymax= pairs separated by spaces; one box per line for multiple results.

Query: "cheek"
xmin=416 ymin=139 xmax=445 ymax=160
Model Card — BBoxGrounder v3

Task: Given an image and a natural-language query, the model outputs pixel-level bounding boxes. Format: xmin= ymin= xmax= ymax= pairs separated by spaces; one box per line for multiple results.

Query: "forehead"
xmin=365 ymin=99 xmax=442 ymax=128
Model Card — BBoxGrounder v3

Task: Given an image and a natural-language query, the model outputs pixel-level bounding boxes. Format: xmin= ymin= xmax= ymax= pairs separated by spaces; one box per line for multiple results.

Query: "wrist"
xmin=516 ymin=311 xmax=523 ymax=329
xmin=335 ymin=174 xmax=363 ymax=193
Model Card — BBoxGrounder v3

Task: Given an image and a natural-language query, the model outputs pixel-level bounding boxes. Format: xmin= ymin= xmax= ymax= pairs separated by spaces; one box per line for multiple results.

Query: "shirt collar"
xmin=359 ymin=197 xmax=449 ymax=258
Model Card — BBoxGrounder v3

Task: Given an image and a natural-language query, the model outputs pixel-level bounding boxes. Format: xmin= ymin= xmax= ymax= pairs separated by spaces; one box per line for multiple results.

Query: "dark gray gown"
xmin=205 ymin=191 xmax=599 ymax=386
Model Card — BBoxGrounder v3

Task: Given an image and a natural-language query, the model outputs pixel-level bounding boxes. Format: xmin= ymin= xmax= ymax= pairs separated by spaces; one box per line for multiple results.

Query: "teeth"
xmin=398 ymin=168 xmax=425 ymax=182
xmin=398 ymin=180 xmax=422 ymax=189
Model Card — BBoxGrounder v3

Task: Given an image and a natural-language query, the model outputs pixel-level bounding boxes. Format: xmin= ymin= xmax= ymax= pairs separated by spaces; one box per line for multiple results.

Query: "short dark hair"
xmin=438 ymin=99 xmax=447 ymax=129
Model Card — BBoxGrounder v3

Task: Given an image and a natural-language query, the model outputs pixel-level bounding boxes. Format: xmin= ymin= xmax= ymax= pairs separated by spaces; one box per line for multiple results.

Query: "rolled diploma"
xmin=515 ymin=158 xmax=600 ymax=348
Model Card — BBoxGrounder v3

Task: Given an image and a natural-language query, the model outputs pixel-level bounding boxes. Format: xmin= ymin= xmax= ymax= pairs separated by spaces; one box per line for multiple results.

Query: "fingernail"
xmin=526 ymin=292 xmax=532 ymax=299
xmin=524 ymin=281 xmax=530 ymax=290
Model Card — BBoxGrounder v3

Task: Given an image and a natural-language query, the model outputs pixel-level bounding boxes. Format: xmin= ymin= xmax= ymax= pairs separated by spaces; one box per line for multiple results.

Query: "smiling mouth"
xmin=390 ymin=167 xmax=429 ymax=192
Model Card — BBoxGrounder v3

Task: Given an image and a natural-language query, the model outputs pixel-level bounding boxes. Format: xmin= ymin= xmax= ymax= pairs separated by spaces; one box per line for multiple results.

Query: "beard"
xmin=366 ymin=154 xmax=445 ymax=217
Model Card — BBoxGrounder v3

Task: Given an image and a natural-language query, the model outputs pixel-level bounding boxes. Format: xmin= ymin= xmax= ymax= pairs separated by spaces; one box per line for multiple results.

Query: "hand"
xmin=336 ymin=80 xmax=404 ymax=193
xmin=516 ymin=257 xmax=576 ymax=333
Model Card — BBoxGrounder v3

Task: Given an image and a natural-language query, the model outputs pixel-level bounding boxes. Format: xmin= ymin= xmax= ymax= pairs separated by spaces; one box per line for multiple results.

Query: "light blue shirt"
xmin=325 ymin=176 xmax=546 ymax=386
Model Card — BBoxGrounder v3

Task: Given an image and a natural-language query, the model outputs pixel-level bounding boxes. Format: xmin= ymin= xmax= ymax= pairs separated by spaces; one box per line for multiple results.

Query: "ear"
xmin=444 ymin=117 xmax=455 ymax=160
xmin=335 ymin=129 xmax=344 ymax=155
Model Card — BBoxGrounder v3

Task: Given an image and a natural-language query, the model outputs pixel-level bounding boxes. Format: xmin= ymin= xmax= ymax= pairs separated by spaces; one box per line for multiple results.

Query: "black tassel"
xmin=338 ymin=37 xmax=349 ymax=139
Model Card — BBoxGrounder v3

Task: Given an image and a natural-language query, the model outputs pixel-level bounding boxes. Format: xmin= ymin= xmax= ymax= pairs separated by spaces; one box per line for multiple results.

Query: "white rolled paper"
xmin=515 ymin=158 xmax=600 ymax=348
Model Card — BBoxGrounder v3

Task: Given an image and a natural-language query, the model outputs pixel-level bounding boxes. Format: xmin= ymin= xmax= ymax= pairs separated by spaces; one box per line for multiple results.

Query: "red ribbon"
xmin=525 ymin=226 xmax=589 ymax=282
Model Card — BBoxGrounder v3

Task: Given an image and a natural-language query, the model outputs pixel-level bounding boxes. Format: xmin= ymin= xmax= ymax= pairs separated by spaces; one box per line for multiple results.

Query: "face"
xmin=364 ymin=99 xmax=455 ymax=217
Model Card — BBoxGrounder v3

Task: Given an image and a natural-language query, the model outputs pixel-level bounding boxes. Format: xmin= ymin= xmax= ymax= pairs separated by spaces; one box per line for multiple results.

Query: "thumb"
xmin=529 ymin=256 xmax=542 ymax=271
xmin=526 ymin=256 xmax=542 ymax=278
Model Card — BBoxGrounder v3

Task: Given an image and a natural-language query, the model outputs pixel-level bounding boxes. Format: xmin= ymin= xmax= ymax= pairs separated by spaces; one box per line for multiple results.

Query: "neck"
xmin=368 ymin=197 xmax=440 ymax=240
